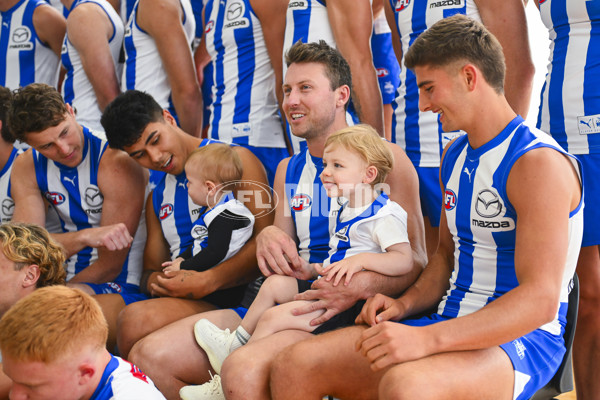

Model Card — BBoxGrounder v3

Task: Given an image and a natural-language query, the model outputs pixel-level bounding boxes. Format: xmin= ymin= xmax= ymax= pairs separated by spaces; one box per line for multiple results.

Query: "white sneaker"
xmin=179 ymin=373 xmax=225 ymax=400
xmin=194 ymin=319 xmax=235 ymax=374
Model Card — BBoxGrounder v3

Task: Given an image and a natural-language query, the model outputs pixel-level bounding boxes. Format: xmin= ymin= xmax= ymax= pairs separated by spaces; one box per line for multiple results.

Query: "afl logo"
xmin=45 ymin=192 xmax=66 ymax=206
xmin=475 ymin=189 xmax=502 ymax=218
xmin=159 ymin=203 xmax=174 ymax=220
xmin=444 ymin=189 xmax=456 ymax=211
xmin=395 ymin=0 xmax=410 ymax=11
xmin=376 ymin=68 xmax=389 ymax=78
xmin=290 ymin=194 xmax=312 ymax=211
xmin=205 ymin=20 xmax=214 ymax=33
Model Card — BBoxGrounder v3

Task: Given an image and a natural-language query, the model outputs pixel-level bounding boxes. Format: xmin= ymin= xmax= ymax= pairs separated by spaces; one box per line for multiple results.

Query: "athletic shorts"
xmin=297 ymin=279 xmax=365 ymax=335
xmin=401 ymin=313 xmax=565 ymax=400
xmin=577 ymin=153 xmax=600 ymax=246
xmin=239 ymin=144 xmax=289 ymax=187
xmin=415 ymin=166 xmax=442 ymax=227
xmin=85 ymin=282 xmax=149 ymax=305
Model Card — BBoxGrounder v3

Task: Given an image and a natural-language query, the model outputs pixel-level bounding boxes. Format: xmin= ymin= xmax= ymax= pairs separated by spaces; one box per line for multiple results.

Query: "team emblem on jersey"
xmin=205 ymin=20 xmax=215 ymax=33
xmin=192 ymin=225 xmax=209 ymax=240
xmin=224 ymin=1 xmax=249 ymax=29
xmin=159 ymin=203 xmax=174 ymax=220
xmin=334 ymin=225 xmax=349 ymax=242
xmin=444 ymin=189 xmax=456 ymax=211
xmin=475 ymin=189 xmax=502 ymax=218
xmin=288 ymin=0 xmax=308 ymax=10
xmin=429 ymin=0 xmax=463 ymax=9
xmin=45 ymin=192 xmax=66 ymax=206
xmin=291 ymin=193 xmax=312 ymax=211
xmin=395 ymin=0 xmax=410 ymax=11
xmin=538 ymin=0 xmax=547 ymax=4
xmin=2 ymin=198 xmax=14 ymax=218
xmin=107 ymin=282 xmax=123 ymax=293
xmin=376 ymin=68 xmax=389 ymax=78
xmin=84 ymin=186 xmax=104 ymax=208
xmin=9 ymin=26 xmax=33 ymax=50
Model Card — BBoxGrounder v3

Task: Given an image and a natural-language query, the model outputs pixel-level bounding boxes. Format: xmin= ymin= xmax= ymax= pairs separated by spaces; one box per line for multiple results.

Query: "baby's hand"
xmin=319 ymin=255 xmax=365 ymax=286
xmin=162 ymin=257 xmax=184 ymax=273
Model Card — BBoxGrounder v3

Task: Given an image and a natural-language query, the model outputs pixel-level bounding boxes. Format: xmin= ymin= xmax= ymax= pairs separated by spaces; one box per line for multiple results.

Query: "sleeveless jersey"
xmin=285 ymin=147 xmax=341 ymax=263
xmin=61 ymin=0 xmax=124 ymax=131
xmin=151 ymin=138 xmax=217 ymax=259
xmin=536 ymin=0 xmax=600 ymax=155
xmin=326 ymin=191 xmax=409 ymax=266
xmin=90 ymin=356 xmax=166 ymax=400
xmin=32 ymin=127 xmax=145 ymax=286
xmin=123 ymin=0 xmax=195 ymax=119
xmin=439 ymin=116 xmax=583 ymax=335
xmin=191 ymin=191 xmax=255 ymax=259
xmin=203 ymin=0 xmax=286 ymax=149
xmin=0 ymin=146 xmax=20 ymax=223
xmin=0 ymin=0 xmax=61 ymax=89
xmin=389 ymin=0 xmax=480 ymax=167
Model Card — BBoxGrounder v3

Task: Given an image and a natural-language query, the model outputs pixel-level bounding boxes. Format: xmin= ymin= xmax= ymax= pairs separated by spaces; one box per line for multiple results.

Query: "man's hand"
xmin=256 ymin=225 xmax=303 ymax=277
xmin=356 ymin=321 xmax=433 ymax=371
xmin=150 ymin=269 xmax=214 ymax=299
xmin=355 ymin=293 xmax=409 ymax=326
xmin=292 ymin=275 xmax=364 ymax=326
xmin=85 ymin=223 xmax=133 ymax=250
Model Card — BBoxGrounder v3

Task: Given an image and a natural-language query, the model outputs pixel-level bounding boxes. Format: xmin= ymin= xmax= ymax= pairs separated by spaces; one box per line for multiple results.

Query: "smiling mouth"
xmin=290 ymin=113 xmax=305 ymax=121
xmin=162 ymin=155 xmax=173 ymax=169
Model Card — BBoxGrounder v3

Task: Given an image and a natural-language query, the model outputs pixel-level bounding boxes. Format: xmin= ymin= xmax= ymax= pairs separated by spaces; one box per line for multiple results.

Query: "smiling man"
xmin=8 ymin=83 xmax=148 ymax=349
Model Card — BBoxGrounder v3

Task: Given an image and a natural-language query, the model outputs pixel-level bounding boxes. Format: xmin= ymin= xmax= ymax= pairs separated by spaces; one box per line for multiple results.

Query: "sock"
xmin=230 ymin=326 xmax=251 ymax=352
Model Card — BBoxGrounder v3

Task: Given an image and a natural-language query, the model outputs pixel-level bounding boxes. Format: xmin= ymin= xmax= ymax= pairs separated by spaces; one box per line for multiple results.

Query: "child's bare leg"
xmin=240 ymin=274 xmax=300 ymax=334
xmin=250 ymin=300 xmax=325 ymax=342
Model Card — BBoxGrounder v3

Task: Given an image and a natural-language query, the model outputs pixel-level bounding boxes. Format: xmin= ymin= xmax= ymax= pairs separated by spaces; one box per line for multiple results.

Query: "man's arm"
xmin=138 ymin=0 xmax=203 ymax=137
xmin=10 ymin=150 xmax=48 ymax=226
xmin=32 ymin=3 xmax=66 ymax=58
xmin=358 ymin=148 xmax=581 ymax=370
xmin=476 ymin=0 xmax=535 ymax=118
xmin=328 ymin=0 xmax=384 ymax=136
xmin=68 ymin=149 xmax=147 ymax=284
xmin=151 ymin=146 xmax=272 ymax=298
xmin=66 ymin=3 xmax=121 ymax=111
xmin=140 ymin=192 xmax=171 ymax=294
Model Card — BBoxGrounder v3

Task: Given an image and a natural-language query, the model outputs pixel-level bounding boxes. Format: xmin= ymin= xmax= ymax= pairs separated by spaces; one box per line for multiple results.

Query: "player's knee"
xmin=380 ymin=365 xmax=433 ymax=400
xmin=116 ymin=302 xmax=151 ymax=356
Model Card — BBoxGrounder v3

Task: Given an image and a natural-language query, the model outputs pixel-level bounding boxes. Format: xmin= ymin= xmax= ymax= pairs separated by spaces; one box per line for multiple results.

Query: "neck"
xmin=464 ymin=93 xmax=517 ymax=149
xmin=83 ymin=350 xmax=112 ymax=400
xmin=181 ymin=130 xmax=204 ymax=159
xmin=0 ymin=140 xmax=14 ymax=169
xmin=0 ymin=0 xmax=19 ymax=11
xmin=346 ymin=186 xmax=378 ymax=208
xmin=306 ymin=118 xmax=349 ymax=158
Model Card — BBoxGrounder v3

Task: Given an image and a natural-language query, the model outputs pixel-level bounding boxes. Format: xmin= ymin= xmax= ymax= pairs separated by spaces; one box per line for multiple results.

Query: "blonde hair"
xmin=186 ymin=143 xmax=243 ymax=185
xmin=0 ymin=286 xmax=108 ymax=363
xmin=324 ymin=124 xmax=394 ymax=185
xmin=0 ymin=223 xmax=66 ymax=287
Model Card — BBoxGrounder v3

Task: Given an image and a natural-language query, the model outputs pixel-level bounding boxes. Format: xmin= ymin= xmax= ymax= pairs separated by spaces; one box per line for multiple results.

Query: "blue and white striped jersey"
xmin=325 ymin=191 xmax=409 ymax=267
xmin=439 ymin=116 xmax=583 ymax=335
xmin=0 ymin=0 xmax=61 ymax=89
xmin=285 ymin=148 xmax=340 ymax=263
xmin=0 ymin=146 xmax=20 ymax=223
xmin=151 ymin=139 xmax=216 ymax=259
xmin=536 ymin=0 xmax=600 ymax=155
xmin=122 ymin=0 xmax=195 ymax=120
xmin=90 ymin=356 xmax=165 ymax=400
xmin=61 ymin=0 xmax=124 ymax=132
xmin=203 ymin=0 xmax=285 ymax=149
xmin=388 ymin=0 xmax=480 ymax=167
xmin=32 ymin=127 xmax=145 ymax=286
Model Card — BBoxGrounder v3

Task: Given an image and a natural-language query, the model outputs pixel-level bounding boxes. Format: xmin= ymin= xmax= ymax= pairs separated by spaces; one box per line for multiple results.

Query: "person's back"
xmin=60 ymin=0 xmax=124 ymax=132
xmin=0 ymin=0 xmax=65 ymax=89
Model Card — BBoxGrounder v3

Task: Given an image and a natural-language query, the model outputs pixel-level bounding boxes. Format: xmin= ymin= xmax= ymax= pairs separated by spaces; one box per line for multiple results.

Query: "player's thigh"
xmin=380 ymin=346 xmax=514 ymax=400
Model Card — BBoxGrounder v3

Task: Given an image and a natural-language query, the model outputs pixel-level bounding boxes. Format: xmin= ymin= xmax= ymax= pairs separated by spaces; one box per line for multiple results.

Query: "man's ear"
xmin=163 ymin=109 xmax=176 ymax=126
xmin=22 ymin=264 xmax=40 ymax=289
xmin=78 ymin=362 xmax=96 ymax=386
xmin=462 ymin=64 xmax=478 ymax=91
xmin=335 ymin=85 xmax=351 ymax=109
xmin=65 ymin=103 xmax=76 ymax=117
xmin=363 ymin=165 xmax=378 ymax=184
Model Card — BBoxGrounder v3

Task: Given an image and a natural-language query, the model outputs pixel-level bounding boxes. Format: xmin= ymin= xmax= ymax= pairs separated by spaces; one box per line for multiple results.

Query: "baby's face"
xmin=185 ymin=169 xmax=211 ymax=207
xmin=321 ymin=144 xmax=371 ymax=199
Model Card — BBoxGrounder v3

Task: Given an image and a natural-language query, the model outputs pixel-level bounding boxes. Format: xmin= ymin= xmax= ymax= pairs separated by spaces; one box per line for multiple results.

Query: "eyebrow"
xmin=145 ymin=130 xmax=158 ymax=145
xmin=417 ymin=80 xmax=433 ymax=89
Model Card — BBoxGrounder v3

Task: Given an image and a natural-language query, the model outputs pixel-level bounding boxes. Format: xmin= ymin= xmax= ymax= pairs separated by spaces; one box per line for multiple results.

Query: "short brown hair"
xmin=0 ymin=86 xmax=15 ymax=143
xmin=186 ymin=143 xmax=243 ymax=185
xmin=285 ymin=40 xmax=352 ymax=110
xmin=0 ymin=286 xmax=108 ymax=363
xmin=324 ymin=124 xmax=394 ymax=185
xmin=404 ymin=14 xmax=505 ymax=94
xmin=0 ymin=223 xmax=66 ymax=288
xmin=7 ymin=83 xmax=68 ymax=142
